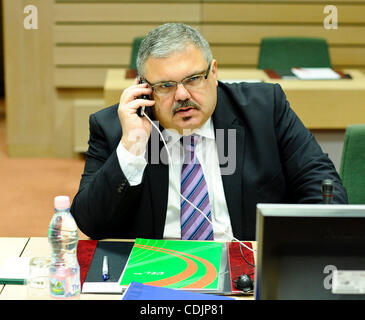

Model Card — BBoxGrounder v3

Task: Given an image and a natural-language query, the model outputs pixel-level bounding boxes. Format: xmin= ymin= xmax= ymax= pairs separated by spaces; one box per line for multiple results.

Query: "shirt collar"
xmin=162 ymin=117 xmax=214 ymax=147
xmin=195 ymin=117 xmax=215 ymax=140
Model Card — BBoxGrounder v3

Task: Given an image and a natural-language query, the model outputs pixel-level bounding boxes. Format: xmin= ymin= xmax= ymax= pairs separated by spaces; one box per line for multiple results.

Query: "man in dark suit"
xmin=71 ymin=23 xmax=347 ymax=241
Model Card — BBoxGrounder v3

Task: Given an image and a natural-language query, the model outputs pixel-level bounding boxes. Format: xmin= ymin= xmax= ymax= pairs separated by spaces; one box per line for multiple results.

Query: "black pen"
xmin=102 ymin=256 xmax=109 ymax=281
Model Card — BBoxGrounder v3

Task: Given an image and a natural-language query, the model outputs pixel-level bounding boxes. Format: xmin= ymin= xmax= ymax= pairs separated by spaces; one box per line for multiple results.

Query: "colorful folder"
xmin=77 ymin=238 xmax=255 ymax=295
xmin=119 ymin=238 xmax=223 ymax=292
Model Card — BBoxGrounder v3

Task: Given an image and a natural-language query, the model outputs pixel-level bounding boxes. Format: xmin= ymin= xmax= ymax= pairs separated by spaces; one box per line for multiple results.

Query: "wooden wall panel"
xmin=200 ymin=1 xmax=365 ymax=71
xmin=53 ymin=2 xmax=201 ymax=88
xmin=53 ymin=24 xmax=161 ymax=44
xmin=330 ymin=48 xmax=365 ymax=66
xmin=4 ymin=0 xmax=365 ymax=157
xmin=3 ymin=0 xmax=56 ymax=157
xmin=53 ymin=23 xmax=201 ymax=44
xmin=211 ymin=46 xmax=258 ymax=67
xmin=210 ymin=47 xmax=365 ymax=68
xmin=203 ymin=3 xmax=325 ymax=23
xmin=53 ymin=1 xmax=365 ymax=87
xmin=202 ymin=3 xmax=365 ymax=23
xmin=54 ymin=68 xmax=110 ymax=88
xmin=54 ymin=46 xmax=131 ymax=66
xmin=54 ymin=3 xmax=200 ymax=23
xmin=202 ymin=25 xmax=365 ymax=45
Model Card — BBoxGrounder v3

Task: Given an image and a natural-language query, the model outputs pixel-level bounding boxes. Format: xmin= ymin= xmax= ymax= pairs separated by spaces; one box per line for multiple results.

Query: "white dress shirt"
xmin=116 ymin=118 xmax=234 ymax=241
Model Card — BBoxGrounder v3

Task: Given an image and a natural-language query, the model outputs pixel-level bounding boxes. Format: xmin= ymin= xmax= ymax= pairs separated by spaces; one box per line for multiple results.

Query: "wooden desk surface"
xmin=0 ymin=237 xmax=255 ymax=300
xmin=104 ymin=68 xmax=365 ymax=130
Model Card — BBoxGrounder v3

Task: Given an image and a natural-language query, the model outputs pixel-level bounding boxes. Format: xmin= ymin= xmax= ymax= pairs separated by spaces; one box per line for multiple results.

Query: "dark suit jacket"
xmin=71 ymin=81 xmax=348 ymax=240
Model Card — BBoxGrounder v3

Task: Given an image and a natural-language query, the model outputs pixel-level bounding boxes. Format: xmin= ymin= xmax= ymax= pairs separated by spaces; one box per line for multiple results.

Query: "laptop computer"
xmin=255 ymin=203 xmax=365 ymax=300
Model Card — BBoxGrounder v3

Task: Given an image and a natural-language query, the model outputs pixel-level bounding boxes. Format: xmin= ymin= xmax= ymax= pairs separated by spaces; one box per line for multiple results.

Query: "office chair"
xmin=340 ymin=124 xmax=365 ymax=204
xmin=125 ymin=37 xmax=144 ymax=78
xmin=257 ymin=37 xmax=332 ymax=70
xmin=130 ymin=37 xmax=144 ymax=71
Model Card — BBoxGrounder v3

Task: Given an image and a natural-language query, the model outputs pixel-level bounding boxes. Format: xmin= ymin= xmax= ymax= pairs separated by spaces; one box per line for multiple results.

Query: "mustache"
xmin=172 ymin=100 xmax=201 ymax=115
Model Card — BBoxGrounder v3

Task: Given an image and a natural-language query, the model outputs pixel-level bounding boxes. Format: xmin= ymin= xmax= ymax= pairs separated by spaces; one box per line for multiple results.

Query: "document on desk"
xmin=119 ymin=238 xmax=224 ymax=293
xmin=0 ymin=257 xmax=30 ymax=284
xmin=291 ymin=67 xmax=341 ymax=80
xmin=81 ymin=241 xmax=133 ymax=294
xmin=332 ymin=270 xmax=365 ymax=294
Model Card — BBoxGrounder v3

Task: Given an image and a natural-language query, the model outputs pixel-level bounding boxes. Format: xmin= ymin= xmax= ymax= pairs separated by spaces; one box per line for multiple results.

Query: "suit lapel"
xmin=147 ymin=163 xmax=169 ymax=237
xmin=213 ymin=86 xmax=246 ymax=239
xmin=145 ymin=125 xmax=169 ymax=238
xmin=213 ymin=117 xmax=245 ymax=238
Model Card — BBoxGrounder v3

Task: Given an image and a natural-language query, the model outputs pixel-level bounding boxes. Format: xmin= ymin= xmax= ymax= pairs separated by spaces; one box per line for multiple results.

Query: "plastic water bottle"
xmin=48 ymin=195 xmax=81 ymax=299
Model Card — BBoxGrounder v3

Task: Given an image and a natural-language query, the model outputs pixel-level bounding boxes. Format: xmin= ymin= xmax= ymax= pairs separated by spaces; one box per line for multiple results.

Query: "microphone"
xmin=321 ymin=179 xmax=334 ymax=204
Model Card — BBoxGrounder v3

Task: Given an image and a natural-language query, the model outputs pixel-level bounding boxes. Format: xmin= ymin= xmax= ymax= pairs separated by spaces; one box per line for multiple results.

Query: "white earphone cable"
xmin=144 ymin=112 xmax=255 ymax=253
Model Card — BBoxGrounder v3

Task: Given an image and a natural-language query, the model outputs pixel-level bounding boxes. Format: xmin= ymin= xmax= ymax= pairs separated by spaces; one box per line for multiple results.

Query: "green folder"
xmin=119 ymin=238 xmax=223 ymax=292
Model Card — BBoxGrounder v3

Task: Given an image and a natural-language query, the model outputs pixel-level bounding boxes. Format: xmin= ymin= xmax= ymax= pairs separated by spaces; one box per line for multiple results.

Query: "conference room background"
xmin=1 ymin=1 xmax=364 ymax=239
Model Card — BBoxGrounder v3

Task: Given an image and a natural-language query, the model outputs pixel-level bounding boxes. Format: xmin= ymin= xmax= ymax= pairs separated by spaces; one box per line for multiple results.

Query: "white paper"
xmin=291 ymin=67 xmax=341 ymax=80
xmin=0 ymin=257 xmax=30 ymax=280
xmin=82 ymin=281 xmax=125 ymax=294
xmin=332 ymin=270 xmax=365 ymax=294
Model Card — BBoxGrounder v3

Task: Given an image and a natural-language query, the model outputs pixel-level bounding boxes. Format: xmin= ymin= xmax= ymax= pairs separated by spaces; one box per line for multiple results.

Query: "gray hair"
xmin=136 ymin=23 xmax=213 ymax=76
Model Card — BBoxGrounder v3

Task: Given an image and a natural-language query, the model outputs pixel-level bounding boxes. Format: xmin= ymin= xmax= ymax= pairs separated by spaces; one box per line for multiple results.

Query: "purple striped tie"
xmin=180 ymin=135 xmax=214 ymax=240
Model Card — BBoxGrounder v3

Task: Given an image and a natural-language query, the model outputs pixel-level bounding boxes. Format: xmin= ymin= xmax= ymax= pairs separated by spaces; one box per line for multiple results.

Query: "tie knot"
xmin=189 ymin=134 xmax=199 ymax=148
xmin=181 ymin=134 xmax=199 ymax=150
xmin=182 ymin=134 xmax=199 ymax=164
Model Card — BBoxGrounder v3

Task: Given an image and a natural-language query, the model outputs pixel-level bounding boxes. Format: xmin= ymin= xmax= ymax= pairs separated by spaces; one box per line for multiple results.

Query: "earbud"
xmin=234 ymin=274 xmax=254 ymax=293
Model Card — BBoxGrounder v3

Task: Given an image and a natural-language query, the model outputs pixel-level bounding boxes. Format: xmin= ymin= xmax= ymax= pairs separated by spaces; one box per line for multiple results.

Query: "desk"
xmin=0 ymin=237 xmax=255 ymax=300
xmin=104 ymin=68 xmax=365 ymax=130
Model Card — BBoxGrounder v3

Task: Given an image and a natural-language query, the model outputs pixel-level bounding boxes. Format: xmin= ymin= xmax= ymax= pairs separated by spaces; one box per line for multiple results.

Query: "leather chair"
xmin=258 ymin=37 xmax=332 ymax=70
xmin=340 ymin=124 xmax=365 ymax=204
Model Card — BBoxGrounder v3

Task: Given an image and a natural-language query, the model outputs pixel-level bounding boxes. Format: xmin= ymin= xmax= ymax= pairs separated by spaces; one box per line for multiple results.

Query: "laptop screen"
xmin=255 ymin=203 xmax=365 ymax=300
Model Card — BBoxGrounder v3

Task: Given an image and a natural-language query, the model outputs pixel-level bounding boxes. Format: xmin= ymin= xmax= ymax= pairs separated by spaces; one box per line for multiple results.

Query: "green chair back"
xmin=340 ymin=124 xmax=365 ymax=204
xmin=129 ymin=37 xmax=144 ymax=71
xmin=258 ymin=37 xmax=332 ymax=70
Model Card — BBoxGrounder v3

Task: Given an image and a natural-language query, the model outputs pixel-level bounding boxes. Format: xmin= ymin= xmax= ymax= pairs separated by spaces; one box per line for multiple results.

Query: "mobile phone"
xmin=137 ymin=78 xmax=153 ymax=118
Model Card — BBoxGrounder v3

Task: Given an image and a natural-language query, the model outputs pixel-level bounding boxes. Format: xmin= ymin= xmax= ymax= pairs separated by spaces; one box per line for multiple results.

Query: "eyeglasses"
xmin=143 ymin=62 xmax=211 ymax=96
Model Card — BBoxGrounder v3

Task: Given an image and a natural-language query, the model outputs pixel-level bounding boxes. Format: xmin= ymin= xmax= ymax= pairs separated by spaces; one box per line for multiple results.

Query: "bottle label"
xmin=50 ymin=267 xmax=80 ymax=298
